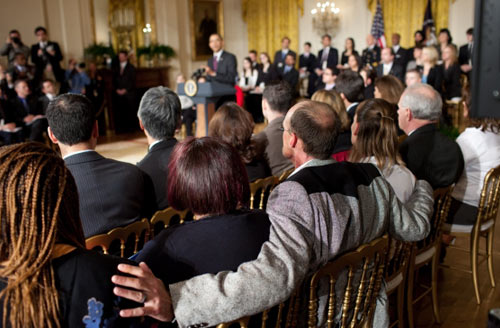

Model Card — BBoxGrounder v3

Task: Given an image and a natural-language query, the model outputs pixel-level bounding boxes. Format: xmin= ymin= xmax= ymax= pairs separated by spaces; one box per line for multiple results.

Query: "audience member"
xmin=347 ymin=53 xmax=362 ymax=73
xmin=398 ymin=83 xmax=464 ymax=188
xmin=374 ymin=75 xmax=405 ymax=105
xmin=203 ymin=34 xmax=238 ymax=86
xmin=339 ymin=37 xmax=359 ymax=68
xmin=413 ymin=30 xmax=425 ymax=49
xmin=311 ymin=89 xmax=351 ymax=161
xmin=65 ymin=60 xmax=90 ymax=94
xmin=113 ymin=50 xmax=137 ymax=133
xmin=458 ymin=28 xmax=474 ymax=75
xmin=361 ymin=34 xmax=381 ymax=68
xmin=279 ymin=53 xmax=299 ymax=92
xmin=137 ymin=86 xmax=181 ymax=210
xmin=376 ymin=47 xmax=404 ymax=81
xmin=273 ymin=36 xmax=296 ymax=71
xmin=112 ymin=100 xmax=433 ymax=328
xmin=406 ymin=45 xmax=424 ymax=72
xmin=46 ymin=93 xmax=156 ymax=237
xmin=0 ymin=30 xmax=30 ymax=67
xmin=299 ymin=42 xmax=317 ymax=97
xmin=438 ymin=28 xmax=454 ymax=59
xmin=8 ymin=53 xmax=34 ymax=83
xmin=37 ymin=78 xmax=57 ymax=114
xmin=360 ymin=66 xmax=376 ymax=99
xmin=315 ymin=34 xmax=339 ymax=79
xmin=318 ymin=67 xmax=337 ymax=91
xmin=253 ymin=81 xmax=294 ymax=176
xmin=248 ymin=49 xmax=260 ymax=70
xmin=405 ymin=69 xmax=422 ymax=87
xmin=31 ymin=26 xmax=64 ymax=86
xmin=391 ymin=33 xmax=409 ymax=70
xmin=335 ymin=70 xmax=365 ymax=121
xmin=442 ymin=44 xmax=462 ymax=101
xmin=209 ymin=102 xmax=270 ymax=181
xmin=421 ymin=46 xmax=443 ymax=93
xmin=423 ymin=25 xmax=437 ymax=47
xmin=446 ymin=85 xmax=500 ymax=226
xmin=350 ymin=98 xmax=416 ymax=201
xmin=238 ymin=57 xmax=258 ymax=91
xmin=175 ymin=74 xmax=196 ymax=137
xmin=0 ymin=142 xmax=141 ymax=327
xmin=256 ymin=52 xmax=278 ymax=90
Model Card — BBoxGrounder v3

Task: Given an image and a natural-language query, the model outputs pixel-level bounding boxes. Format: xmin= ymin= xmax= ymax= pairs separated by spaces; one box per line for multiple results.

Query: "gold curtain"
xmin=367 ymin=0 xmax=456 ymax=48
xmin=242 ymin=0 xmax=304 ymax=58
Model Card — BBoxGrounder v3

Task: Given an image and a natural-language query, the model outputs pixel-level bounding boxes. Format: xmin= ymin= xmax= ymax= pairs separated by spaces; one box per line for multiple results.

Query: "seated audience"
xmin=421 ymin=46 xmax=443 ymax=93
xmin=398 ymin=83 xmax=464 ymax=189
xmin=0 ymin=29 xmax=30 ymax=67
xmin=335 ymin=70 xmax=365 ymax=121
xmin=256 ymin=52 xmax=278 ymax=90
xmin=362 ymin=34 xmax=381 ymax=68
xmin=65 ymin=59 xmax=90 ymax=95
xmin=112 ymin=100 xmax=433 ymax=328
xmin=137 ymin=86 xmax=181 ymax=210
xmin=8 ymin=53 xmax=34 ymax=83
xmin=339 ymin=37 xmax=359 ymax=68
xmin=311 ymin=89 xmax=351 ymax=161
xmin=447 ymin=86 xmax=500 ymax=226
xmin=441 ymin=44 xmax=462 ymax=101
xmin=350 ymin=98 xmax=416 ymax=202
xmin=318 ymin=67 xmax=337 ymax=91
xmin=209 ymin=102 xmax=270 ymax=181
xmin=273 ymin=36 xmax=296 ymax=71
xmin=253 ymin=81 xmax=294 ymax=176
xmin=406 ymin=45 xmax=424 ymax=72
xmin=0 ymin=142 xmax=139 ymax=327
xmin=136 ymin=136 xmax=271 ymax=285
xmin=347 ymin=53 xmax=362 ymax=73
xmin=376 ymin=47 xmax=404 ymax=82
xmin=239 ymin=57 xmax=258 ymax=91
xmin=405 ymin=69 xmax=422 ymax=87
xmin=46 ymin=93 xmax=156 ymax=237
xmin=278 ymin=53 xmax=299 ymax=92
xmin=360 ymin=66 xmax=376 ymax=99
xmin=38 ymin=79 xmax=57 ymax=114
xmin=374 ymin=75 xmax=405 ymax=105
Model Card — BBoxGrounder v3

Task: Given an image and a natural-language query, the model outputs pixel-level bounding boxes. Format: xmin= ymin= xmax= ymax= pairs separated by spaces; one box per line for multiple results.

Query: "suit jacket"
xmin=376 ymin=63 xmax=405 ymax=82
xmin=299 ymin=53 xmax=317 ymax=74
xmin=253 ymin=116 xmax=294 ymax=176
xmin=362 ymin=46 xmax=381 ymax=67
xmin=316 ymin=47 xmax=339 ymax=70
xmin=206 ymin=50 xmax=237 ymax=85
xmin=31 ymin=41 xmax=64 ymax=82
xmin=424 ymin=65 xmax=444 ymax=94
xmin=458 ymin=43 xmax=473 ymax=66
xmin=393 ymin=47 xmax=408 ymax=70
xmin=137 ymin=138 xmax=177 ymax=210
xmin=273 ymin=49 xmax=297 ymax=71
xmin=8 ymin=96 xmax=40 ymax=125
xmin=168 ymin=159 xmax=433 ymax=328
xmin=340 ymin=50 xmax=359 ymax=65
xmin=279 ymin=66 xmax=299 ymax=91
xmin=113 ymin=62 xmax=136 ymax=95
xmin=346 ymin=102 xmax=359 ymax=123
xmin=65 ymin=151 xmax=156 ymax=238
xmin=399 ymin=124 xmax=464 ymax=189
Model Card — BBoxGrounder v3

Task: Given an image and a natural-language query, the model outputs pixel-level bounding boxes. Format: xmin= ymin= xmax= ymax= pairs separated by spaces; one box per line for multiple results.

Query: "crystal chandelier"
xmin=311 ymin=1 xmax=340 ymax=36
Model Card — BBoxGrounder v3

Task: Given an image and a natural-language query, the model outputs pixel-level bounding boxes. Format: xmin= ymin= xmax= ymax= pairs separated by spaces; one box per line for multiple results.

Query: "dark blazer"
xmin=136 ymin=209 xmax=271 ymax=285
xmin=376 ymin=63 xmax=405 ymax=82
xmin=340 ymin=50 xmax=359 ymax=66
xmin=362 ymin=46 xmax=381 ymax=67
xmin=279 ymin=66 xmax=299 ymax=91
xmin=256 ymin=65 xmax=279 ymax=86
xmin=8 ymin=96 xmax=39 ymax=125
xmin=299 ymin=53 xmax=317 ymax=74
xmin=346 ymin=102 xmax=359 ymax=123
xmin=393 ymin=47 xmax=409 ymax=70
xmin=65 ymin=151 xmax=156 ymax=237
xmin=137 ymin=138 xmax=177 ymax=210
xmin=31 ymin=41 xmax=64 ymax=82
xmin=206 ymin=50 xmax=238 ymax=85
xmin=273 ymin=49 xmax=296 ymax=70
xmin=424 ymin=65 xmax=444 ymax=94
xmin=458 ymin=43 xmax=473 ymax=67
xmin=316 ymin=47 xmax=339 ymax=69
xmin=442 ymin=63 xmax=462 ymax=100
xmin=113 ymin=62 xmax=136 ymax=94
xmin=245 ymin=157 xmax=272 ymax=182
xmin=37 ymin=94 xmax=52 ymax=115
xmin=399 ymin=124 xmax=464 ymax=189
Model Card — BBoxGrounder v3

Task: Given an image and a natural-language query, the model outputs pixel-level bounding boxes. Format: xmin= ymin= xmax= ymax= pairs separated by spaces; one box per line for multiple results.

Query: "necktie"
xmin=213 ymin=56 xmax=218 ymax=71
xmin=20 ymin=98 xmax=29 ymax=112
xmin=321 ymin=49 xmax=328 ymax=63
xmin=284 ymin=66 xmax=291 ymax=74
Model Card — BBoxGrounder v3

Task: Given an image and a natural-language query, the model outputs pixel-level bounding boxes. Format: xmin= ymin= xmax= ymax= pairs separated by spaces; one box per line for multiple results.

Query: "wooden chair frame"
xmin=250 ymin=176 xmax=279 ymax=210
xmin=85 ymin=218 xmax=150 ymax=257
xmin=150 ymin=207 xmax=189 ymax=237
xmin=441 ymin=164 xmax=500 ymax=304
xmin=278 ymin=168 xmax=295 ymax=183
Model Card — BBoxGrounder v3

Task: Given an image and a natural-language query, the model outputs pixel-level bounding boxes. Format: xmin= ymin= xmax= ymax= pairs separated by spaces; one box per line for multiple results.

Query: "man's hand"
xmin=202 ymin=65 xmax=215 ymax=77
xmin=24 ymin=114 xmax=34 ymax=123
xmin=315 ymin=68 xmax=323 ymax=76
xmin=116 ymin=89 xmax=127 ymax=95
xmin=112 ymin=262 xmax=174 ymax=322
xmin=1 ymin=123 xmax=16 ymax=131
xmin=460 ymin=64 xmax=472 ymax=73
xmin=6 ymin=36 xmax=11 ymax=44
xmin=37 ymin=48 xmax=44 ymax=57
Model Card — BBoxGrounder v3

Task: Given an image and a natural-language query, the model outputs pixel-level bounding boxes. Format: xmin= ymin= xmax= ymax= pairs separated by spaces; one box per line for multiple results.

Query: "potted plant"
xmin=84 ymin=44 xmax=115 ymax=67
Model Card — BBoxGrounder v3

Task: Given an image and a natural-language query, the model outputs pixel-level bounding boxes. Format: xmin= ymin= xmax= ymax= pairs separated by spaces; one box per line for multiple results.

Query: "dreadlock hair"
xmin=349 ymin=98 xmax=404 ymax=169
xmin=0 ymin=142 xmax=85 ymax=328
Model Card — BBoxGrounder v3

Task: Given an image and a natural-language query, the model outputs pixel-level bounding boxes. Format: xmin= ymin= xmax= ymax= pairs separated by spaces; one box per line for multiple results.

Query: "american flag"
xmin=371 ymin=0 xmax=386 ymax=48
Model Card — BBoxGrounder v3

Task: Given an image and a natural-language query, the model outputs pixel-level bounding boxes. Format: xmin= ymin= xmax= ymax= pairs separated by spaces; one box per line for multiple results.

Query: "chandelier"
xmin=311 ymin=1 xmax=340 ymax=36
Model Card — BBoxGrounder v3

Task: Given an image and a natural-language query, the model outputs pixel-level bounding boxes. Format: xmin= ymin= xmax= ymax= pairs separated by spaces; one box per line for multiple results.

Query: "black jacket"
xmin=31 ymin=41 xmax=64 ymax=82
xmin=206 ymin=51 xmax=238 ymax=85
xmin=376 ymin=63 xmax=405 ymax=82
xmin=273 ymin=49 xmax=297 ymax=71
xmin=442 ymin=63 xmax=462 ymax=100
xmin=316 ymin=47 xmax=339 ymax=70
xmin=299 ymin=53 xmax=317 ymax=73
xmin=425 ymin=65 xmax=444 ymax=94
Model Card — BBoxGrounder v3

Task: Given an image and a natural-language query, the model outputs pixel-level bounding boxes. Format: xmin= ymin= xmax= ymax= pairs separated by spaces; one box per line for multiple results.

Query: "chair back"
xmin=150 ymin=207 xmax=189 ymax=237
xmin=308 ymin=235 xmax=389 ymax=328
xmin=278 ymin=168 xmax=295 ymax=183
xmin=85 ymin=218 xmax=150 ymax=257
xmin=250 ymin=176 xmax=279 ymax=210
xmin=385 ymin=238 xmax=413 ymax=291
xmin=475 ymin=165 xmax=500 ymax=231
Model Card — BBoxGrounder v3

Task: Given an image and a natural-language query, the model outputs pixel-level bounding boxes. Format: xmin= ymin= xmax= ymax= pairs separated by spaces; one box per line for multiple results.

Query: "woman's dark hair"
xmin=242 ymin=56 xmax=254 ymax=74
xmin=167 ymin=137 xmax=250 ymax=216
xmin=345 ymin=37 xmax=356 ymax=50
xmin=374 ymin=75 xmax=405 ymax=105
xmin=349 ymin=54 xmax=362 ymax=72
xmin=439 ymin=28 xmax=453 ymax=44
xmin=208 ymin=102 xmax=264 ymax=164
xmin=463 ymin=83 xmax=500 ymax=133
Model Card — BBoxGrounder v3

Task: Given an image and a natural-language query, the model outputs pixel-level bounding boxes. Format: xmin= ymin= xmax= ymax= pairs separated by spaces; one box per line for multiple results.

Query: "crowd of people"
xmin=0 ymin=22 xmax=499 ymax=328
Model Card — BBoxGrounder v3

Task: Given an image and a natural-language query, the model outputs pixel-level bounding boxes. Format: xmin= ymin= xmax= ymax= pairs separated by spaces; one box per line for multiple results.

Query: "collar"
xmin=46 ymin=93 xmax=55 ymax=101
xmin=39 ymin=41 xmax=47 ymax=48
xmin=149 ymin=139 xmax=162 ymax=151
xmin=347 ymin=102 xmax=359 ymax=112
xmin=281 ymin=48 xmax=289 ymax=53
xmin=368 ymin=45 xmax=375 ymax=50
xmin=120 ymin=61 xmax=127 ymax=69
xmin=289 ymin=158 xmax=336 ymax=177
xmin=393 ymin=45 xmax=400 ymax=52
xmin=303 ymin=52 xmax=310 ymax=57
xmin=213 ymin=50 xmax=223 ymax=60
xmin=325 ymin=83 xmax=335 ymax=90
xmin=63 ymin=149 xmax=95 ymax=160
xmin=383 ymin=62 xmax=394 ymax=69
xmin=323 ymin=46 xmax=330 ymax=52
xmin=408 ymin=123 xmax=436 ymax=136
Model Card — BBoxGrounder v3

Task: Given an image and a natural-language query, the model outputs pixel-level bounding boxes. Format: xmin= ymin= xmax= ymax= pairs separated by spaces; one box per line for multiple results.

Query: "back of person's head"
xmin=138 ymin=86 xmax=181 ymax=140
xmin=311 ymin=89 xmax=349 ymax=131
xmin=400 ymin=83 xmax=442 ymax=121
xmin=262 ymin=81 xmax=292 ymax=114
xmin=374 ymin=75 xmax=405 ymax=105
xmin=289 ymin=100 xmax=341 ymax=159
xmin=0 ymin=142 xmax=85 ymax=327
xmin=167 ymin=137 xmax=250 ymax=216
xmin=209 ymin=102 xmax=262 ymax=163
xmin=46 ymin=93 xmax=95 ymax=145
xmin=335 ymin=70 xmax=365 ymax=103
xmin=350 ymin=98 xmax=403 ymax=169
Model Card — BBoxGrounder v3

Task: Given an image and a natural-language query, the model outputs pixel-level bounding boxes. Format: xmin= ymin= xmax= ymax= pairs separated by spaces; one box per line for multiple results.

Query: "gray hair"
xmin=400 ymin=83 xmax=442 ymax=121
xmin=138 ymin=86 xmax=182 ymax=140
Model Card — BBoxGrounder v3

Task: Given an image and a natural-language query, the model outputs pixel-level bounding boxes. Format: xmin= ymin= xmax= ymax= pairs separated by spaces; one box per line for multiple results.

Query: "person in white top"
xmin=447 ymin=86 xmax=500 ymax=226
xmin=350 ymin=98 xmax=416 ymax=202
xmin=238 ymin=57 xmax=258 ymax=91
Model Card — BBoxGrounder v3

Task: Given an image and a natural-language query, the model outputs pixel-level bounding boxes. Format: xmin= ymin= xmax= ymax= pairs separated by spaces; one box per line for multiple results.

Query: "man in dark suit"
xmin=398 ymin=83 xmax=464 ymax=189
xmin=299 ymin=42 xmax=317 ymax=97
xmin=376 ymin=48 xmax=405 ymax=82
xmin=391 ymin=33 xmax=408 ymax=72
xmin=362 ymin=34 xmax=381 ymax=68
xmin=113 ymin=50 xmax=137 ymax=133
xmin=278 ymin=54 xmax=299 ymax=93
xmin=30 ymin=26 xmax=64 ymax=86
xmin=273 ymin=36 xmax=296 ymax=71
xmin=335 ymin=70 xmax=365 ymax=122
xmin=458 ymin=27 xmax=473 ymax=75
xmin=137 ymin=86 xmax=181 ymax=210
xmin=202 ymin=33 xmax=237 ymax=86
xmin=37 ymin=79 xmax=57 ymax=114
xmin=46 ymin=93 xmax=156 ymax=238
xmin=315 ymin=34 xmax=338 ymax=74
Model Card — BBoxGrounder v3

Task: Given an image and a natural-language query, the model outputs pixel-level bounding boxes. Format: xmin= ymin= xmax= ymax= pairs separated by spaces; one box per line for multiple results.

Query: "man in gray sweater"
xmin=112 ymin=100 xmax=434 ymax=328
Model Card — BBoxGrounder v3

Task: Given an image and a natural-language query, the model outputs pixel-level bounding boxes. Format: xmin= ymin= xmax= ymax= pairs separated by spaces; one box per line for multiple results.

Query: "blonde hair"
xmin=444 ymin=44 xmax=458 ymax=65
xmin=311 ymin=89 xmax=350 ymax=131
xmin=423 ymin=46 xmax=439 ymax=66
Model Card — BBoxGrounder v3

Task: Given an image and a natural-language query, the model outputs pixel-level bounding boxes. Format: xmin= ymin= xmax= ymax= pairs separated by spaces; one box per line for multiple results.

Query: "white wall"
xmin=449 ymin=0 xmax=475 ymax=46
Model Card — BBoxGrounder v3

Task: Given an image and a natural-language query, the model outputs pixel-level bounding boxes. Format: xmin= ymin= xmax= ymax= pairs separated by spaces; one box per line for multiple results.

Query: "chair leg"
xmin=471 ymin=233 xmax=481 ymax=304
xmin=407 ymin=265 xmax=415 ymax=328
xmin=397 ymin=284 xmax=405 ymax=327
xmin=431 ymin=250 xmax=441 ymax=323
xmin=487 ymin=229 xmax=496 ymax=288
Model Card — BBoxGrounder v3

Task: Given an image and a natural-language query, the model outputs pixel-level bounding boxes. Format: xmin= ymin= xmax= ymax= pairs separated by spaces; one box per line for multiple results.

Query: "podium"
xmin=177 ymin=81 xmax=236 ymax=137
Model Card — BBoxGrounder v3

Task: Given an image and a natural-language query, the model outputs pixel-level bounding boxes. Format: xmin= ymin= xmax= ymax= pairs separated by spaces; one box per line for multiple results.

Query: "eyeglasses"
xmin=279 ymin=126 xmax=292 ymax=134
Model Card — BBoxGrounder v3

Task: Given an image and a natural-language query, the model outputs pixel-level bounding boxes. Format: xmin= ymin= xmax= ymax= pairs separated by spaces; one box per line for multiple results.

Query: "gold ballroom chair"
xmin=250 ymin=176 xmax=279 ymax=210
xmin=150 ymin=207 xmax=189 ymax=238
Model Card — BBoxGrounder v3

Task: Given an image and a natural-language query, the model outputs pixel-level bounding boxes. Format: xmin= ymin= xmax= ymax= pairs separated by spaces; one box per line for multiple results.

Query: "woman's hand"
xmin=112 ymin=262 xmax=174 ymax=322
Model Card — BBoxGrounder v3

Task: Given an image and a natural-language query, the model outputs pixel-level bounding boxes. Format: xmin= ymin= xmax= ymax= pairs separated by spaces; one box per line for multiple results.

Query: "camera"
xmin=11 ymin=37 xmax=21 ymax=45
xmin=191 ymin=67 xmax=206 ymax=80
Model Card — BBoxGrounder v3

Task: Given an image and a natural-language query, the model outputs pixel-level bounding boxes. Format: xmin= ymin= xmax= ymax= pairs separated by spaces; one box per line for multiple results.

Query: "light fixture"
xmin=310 ymin=1 xmax=340 ymax=36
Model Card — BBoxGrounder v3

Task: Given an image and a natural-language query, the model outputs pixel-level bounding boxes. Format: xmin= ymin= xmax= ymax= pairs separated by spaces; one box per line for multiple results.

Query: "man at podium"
xmin=202 ymin=33 xmax=237 ymax=86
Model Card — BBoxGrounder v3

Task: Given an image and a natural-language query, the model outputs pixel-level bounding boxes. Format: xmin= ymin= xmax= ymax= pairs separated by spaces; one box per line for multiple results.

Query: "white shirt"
xmin=63 ymin=149 xmax=95 ymax=160
xmin=148 ymin=139 xmax=162 ymax=151
xmin=289 ymin=159 xmax=335 ymax=178
xmin=324 ymin=83 xmax=335 ymax=90
xmin=452 ymin=127 xmax=500 ymax=206
xmin=213 ymin=50 xmax=223 ymax=62
xmin=393 ymin=45 xmax=400 ymax=54
xmin=46 ymin=93 xmax=55 ymax=101
xmin=365 ymin=157 xmax=416 ymax=202
xmin=383 ymin=62 xmax=393 ymax=75
xmin=238 ymin=70 xmax=258 ymax=89
xmin=39 ymin=41 xmax=47 ymax=49
xmin=120 ymin=61 xmax=127 ymax=70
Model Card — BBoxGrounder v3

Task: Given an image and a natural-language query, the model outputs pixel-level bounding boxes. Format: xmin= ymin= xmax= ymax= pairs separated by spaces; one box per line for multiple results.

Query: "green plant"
xmin=84 ymin=43 xmax=115 ymax=58
xmin=137 ymin=44 xmax=175 ymax=60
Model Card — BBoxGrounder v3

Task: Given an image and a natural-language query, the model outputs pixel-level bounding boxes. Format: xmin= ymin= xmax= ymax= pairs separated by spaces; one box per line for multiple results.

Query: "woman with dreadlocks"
xmin=0 ymin=142 xmax=142 ymax=327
